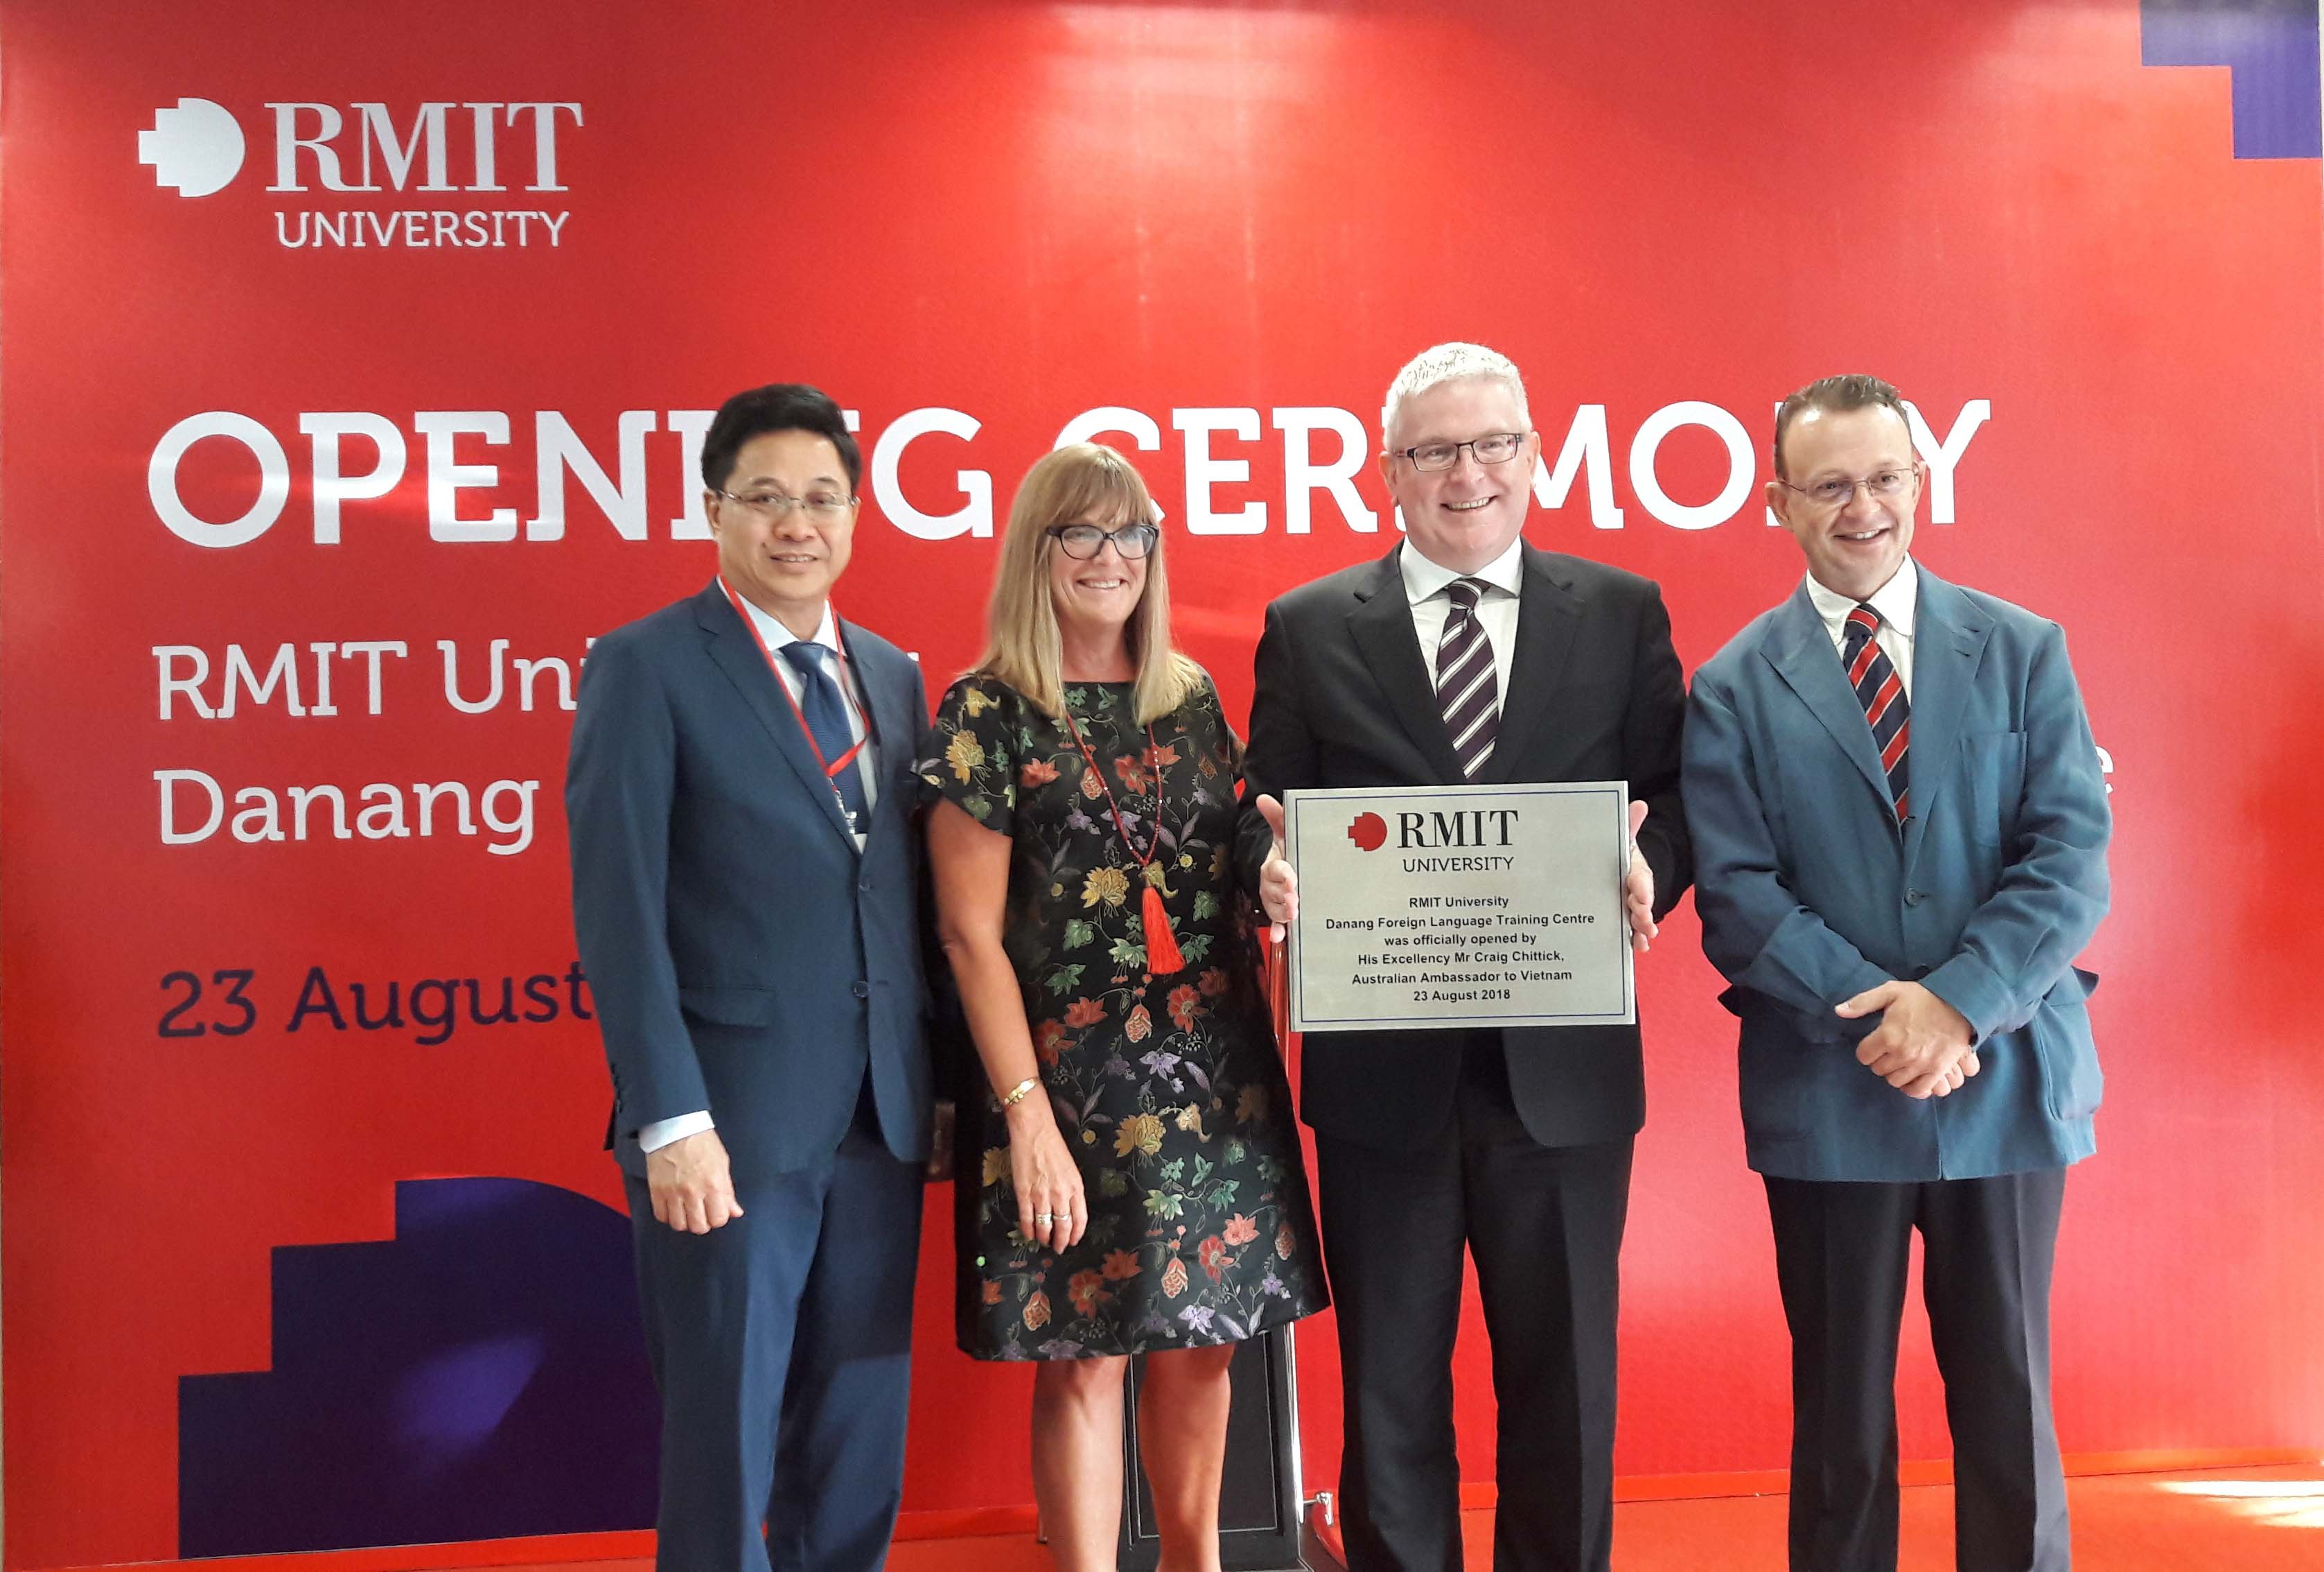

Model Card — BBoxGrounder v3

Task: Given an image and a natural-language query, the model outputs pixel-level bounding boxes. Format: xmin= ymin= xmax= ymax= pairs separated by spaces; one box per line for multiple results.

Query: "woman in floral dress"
xmin=921 ymin=442 xmax=1326 ymax=1572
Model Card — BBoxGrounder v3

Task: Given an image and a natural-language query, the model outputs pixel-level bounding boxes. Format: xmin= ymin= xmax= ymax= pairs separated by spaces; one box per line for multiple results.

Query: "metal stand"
xmin=1281 ymin=1322 xmax=1347 ymax=1572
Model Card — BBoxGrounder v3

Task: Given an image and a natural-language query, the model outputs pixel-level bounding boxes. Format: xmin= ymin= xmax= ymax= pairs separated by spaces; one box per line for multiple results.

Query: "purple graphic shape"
xmin=179 ymin=1177 xmax=657 ymax=1555
xmin=393 ymin=1334 xmax=548 ymax=1471
xmin=2142 ymin=0 xmax=2322 ymax=159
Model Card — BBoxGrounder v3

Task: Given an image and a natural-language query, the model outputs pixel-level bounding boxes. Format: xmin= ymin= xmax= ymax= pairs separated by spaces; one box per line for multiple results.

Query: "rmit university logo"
xmin=1396 ymin=807 xmax=1517 ymax=849
xmin=138 ymin=97 xmax=585 ymax=251
xmin=140 ymin=98 xmax=245 ymax=197
xmin=1349 ymin=807 xmax=1520 ymax=852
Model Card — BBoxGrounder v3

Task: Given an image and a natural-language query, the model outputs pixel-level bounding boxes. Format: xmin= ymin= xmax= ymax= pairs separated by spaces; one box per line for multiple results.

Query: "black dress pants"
xmin=1316 ymin=1037 xmax=1633 ymax=1572
xmin=1764 ymin=1167 xmax=2070 ymax=1572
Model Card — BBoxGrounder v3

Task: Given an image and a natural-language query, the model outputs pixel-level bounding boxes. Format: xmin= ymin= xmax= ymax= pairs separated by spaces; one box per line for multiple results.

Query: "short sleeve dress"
xmin=919 ymin=670 xmax=1328 ymax=1361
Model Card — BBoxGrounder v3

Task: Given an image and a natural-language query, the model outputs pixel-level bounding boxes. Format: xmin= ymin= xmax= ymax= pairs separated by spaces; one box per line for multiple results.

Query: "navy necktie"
xmin=780 ymin=641 xmax=870 ymax=834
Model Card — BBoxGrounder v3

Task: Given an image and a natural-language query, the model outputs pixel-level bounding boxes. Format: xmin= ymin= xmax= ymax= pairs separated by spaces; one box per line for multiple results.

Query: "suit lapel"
xmin=1348 ymin=547 xmax=1465 ymax=783
xmin=1900 ymin=569 xmax=1991 ymax=859
xmin=1763 ymin=582 xmax=1895 ymax=814
xmin=693 ymin=584 xmax=859 ymax=848
xmin=1481 ymin=545 xmax=1581 ymax=783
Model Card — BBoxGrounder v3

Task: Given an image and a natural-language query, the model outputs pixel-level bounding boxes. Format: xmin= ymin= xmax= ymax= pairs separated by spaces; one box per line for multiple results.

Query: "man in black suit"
xmin=1237 ymin=343 xmax=1690 ymax=1572
xmin=568 ymin=384 xmax=932 ymax=1572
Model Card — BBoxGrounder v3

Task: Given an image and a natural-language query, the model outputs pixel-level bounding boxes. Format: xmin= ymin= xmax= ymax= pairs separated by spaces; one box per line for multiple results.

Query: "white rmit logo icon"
xmin=140 ymin=98 xmax=245 ymax=197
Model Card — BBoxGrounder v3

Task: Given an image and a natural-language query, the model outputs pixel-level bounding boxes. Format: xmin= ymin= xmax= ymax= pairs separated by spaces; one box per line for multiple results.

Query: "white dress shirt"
xmin=1400 ymin=536 xmax=1525 ymax=715
xmin=1804 ymin=555 xmax=1919 ymax=699
xmin=639 ymin=586 xmax=878 ymax=1155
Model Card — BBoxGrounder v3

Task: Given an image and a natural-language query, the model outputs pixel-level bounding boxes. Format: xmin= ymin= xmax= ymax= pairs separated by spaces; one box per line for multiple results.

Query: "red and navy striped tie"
xmin=1436 ymin=577 xmax=1499 ymax=779
xmin=1843 ymin=604 xmax=1910 ymax=821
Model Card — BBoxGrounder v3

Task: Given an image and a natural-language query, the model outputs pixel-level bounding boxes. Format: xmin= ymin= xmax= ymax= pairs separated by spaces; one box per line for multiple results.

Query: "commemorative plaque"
xmin=1284 ymin=781 xmax=1635 ymax=1033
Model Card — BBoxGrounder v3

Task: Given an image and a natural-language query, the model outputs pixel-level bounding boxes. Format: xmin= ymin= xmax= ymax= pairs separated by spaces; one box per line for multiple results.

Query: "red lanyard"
xmin=719 ymin=578 xmax=869 ymax=784
xmin=1060 ymin=699 xmax=1186 ymax=975
xmin=1059 ymin=706 xmax=1163 ymax=865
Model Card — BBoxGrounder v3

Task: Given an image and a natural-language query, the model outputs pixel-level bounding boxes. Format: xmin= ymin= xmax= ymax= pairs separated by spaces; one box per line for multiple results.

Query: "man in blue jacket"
xmin=1683 ymin=375 xmax=2109 ymax=1572
xmin=568 ymin=383 xmax=932 ymax=1572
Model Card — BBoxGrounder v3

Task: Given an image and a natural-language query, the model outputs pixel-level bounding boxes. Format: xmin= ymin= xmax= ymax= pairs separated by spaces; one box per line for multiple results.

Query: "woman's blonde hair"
xmin=972 ymin=442 xmax=1200 ymax=724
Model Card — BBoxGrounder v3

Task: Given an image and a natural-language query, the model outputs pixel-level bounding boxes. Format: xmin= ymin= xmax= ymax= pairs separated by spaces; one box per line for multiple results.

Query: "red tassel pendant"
xmin=1141 ymin=881 xmax=1185 ymax=975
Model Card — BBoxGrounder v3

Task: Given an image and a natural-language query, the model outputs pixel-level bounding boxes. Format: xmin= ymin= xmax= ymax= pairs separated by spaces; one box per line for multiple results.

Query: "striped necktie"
xmin=1842 ymin=604 xmax=1910 ymax=821
xmin=1436 ymin=577 xmax=1499 ymax=779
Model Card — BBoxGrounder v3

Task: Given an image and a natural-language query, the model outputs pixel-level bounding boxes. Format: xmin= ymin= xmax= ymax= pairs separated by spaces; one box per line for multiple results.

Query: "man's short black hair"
xmin=700 ymin=383 xmax=861 ymax=494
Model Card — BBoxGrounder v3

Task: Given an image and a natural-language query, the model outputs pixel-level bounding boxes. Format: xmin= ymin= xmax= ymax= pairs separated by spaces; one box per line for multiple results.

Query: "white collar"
xmin=1804 ymin=554 xmax=1919 ymax=639
xmin=721 ymin=579 xmax=840 ymax=656
xmin=1400 ymin=536 xmax=1526 ymax=607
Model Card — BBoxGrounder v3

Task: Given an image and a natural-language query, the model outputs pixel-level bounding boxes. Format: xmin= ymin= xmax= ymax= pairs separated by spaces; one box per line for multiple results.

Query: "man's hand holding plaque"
xmin=1254 ymin=792 xmax=1297 ymax=935
xmin=1623 ymin=799 xmax=1655 ymax=953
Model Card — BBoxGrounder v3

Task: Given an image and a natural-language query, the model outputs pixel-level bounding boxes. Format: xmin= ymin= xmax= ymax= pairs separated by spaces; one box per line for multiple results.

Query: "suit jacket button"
xmin=852 ymin=980 xmax=870 ymax=999
xmin=1904 ymin=889 xmax=1924 ymax=906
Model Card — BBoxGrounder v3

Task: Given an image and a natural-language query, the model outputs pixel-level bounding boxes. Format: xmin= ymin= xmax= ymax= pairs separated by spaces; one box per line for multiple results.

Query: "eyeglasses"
xmin=1393 ymin=433 xmax=1526 ymax=472
xmin=1777 ymin=466 xmax=1919 ymax=510
xmin=714 ymin=489 xmax=856 ymax=523
xmin=1046 ymin=522 xmax=1159 ymax=559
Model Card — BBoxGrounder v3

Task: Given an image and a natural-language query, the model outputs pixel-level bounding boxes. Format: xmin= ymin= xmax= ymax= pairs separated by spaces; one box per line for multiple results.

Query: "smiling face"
xmin=1046 ymin=514 xmax=1150 ymax=640
xmin=1379 ymin=375 xmax=1540 ymax=574
xmin=1768 ymin=403 xmax=1922 ymax=602
xmin=707 ymin=428 xmax=857 ymax=637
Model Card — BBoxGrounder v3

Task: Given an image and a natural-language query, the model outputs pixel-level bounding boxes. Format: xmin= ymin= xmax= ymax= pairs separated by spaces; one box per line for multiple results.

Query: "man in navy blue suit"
xmin=568 ymin=383 xmax=933 ymax=1572
xmin=1684 ymin=375 xmax=2111 ymax=1572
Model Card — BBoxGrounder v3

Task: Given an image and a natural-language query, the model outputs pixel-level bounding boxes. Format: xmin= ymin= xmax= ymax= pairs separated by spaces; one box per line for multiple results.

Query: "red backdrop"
xmin=3 ymin=1 xmax=2320 ymax=1565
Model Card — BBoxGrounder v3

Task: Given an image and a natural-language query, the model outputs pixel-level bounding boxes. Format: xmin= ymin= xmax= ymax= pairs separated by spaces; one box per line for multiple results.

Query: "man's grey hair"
xmin=1380 ymin=342 xmax=1532 ymax=448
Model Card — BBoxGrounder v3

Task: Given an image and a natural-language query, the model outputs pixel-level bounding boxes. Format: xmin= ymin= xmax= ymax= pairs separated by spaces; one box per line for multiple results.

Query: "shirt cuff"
xmin=637 ymin=1110 xmax=714 ymax=1154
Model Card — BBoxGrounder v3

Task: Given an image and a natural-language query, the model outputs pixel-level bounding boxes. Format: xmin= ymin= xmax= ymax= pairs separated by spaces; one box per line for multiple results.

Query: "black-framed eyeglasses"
xmin=1046 ymin=522 xmax=1159 ymax=559
xmin=1393 ymin=433 xmax=1526 ymax=472
xmin=1775 ymin=465 xmax=1919 ymax=510
xmin=713 ymin=489 xmax=857 ymax=523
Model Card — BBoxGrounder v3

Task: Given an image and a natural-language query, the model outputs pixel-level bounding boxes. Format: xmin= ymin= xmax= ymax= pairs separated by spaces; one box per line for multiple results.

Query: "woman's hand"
xmin=1007 ymin=1097 xmax=1088 ymax=1254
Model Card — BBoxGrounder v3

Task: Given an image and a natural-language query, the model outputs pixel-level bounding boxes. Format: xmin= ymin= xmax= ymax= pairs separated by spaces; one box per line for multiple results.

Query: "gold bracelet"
xmin=998 ymin=1075 xmax=1040 ymax=1108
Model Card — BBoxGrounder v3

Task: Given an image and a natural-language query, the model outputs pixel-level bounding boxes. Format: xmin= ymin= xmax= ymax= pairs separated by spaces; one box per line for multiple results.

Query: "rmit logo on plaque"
xmin=1348 ymin=807 xmax=1521 ymax=852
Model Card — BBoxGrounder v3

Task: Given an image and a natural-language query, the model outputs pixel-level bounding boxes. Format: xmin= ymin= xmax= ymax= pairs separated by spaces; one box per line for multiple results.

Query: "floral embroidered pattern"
xmin=944 ymin=731 xmax=985 ymax=784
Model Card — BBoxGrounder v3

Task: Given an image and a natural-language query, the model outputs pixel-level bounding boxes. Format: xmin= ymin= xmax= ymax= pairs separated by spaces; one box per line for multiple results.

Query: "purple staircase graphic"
xmin=2142 ymin=0 xmax=2322 ymax=158
xmin=179 ymin=1177 xmax=658 ymax=1555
